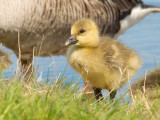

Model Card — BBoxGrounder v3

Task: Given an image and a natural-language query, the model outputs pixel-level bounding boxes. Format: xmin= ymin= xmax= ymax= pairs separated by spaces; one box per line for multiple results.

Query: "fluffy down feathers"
xmin=66 ymin=19 xmax=141 ymax=99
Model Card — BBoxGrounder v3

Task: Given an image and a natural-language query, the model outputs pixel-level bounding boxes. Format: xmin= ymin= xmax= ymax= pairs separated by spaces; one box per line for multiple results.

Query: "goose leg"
xmin=20 ymin=57 xmax=33 ymax=82
xmin=109 ymin=90 xmax=117 ymax=101
xmin=21 ymin=58 xmax=33 ymax=73
xmin=93 ymin=87 xmax=104 ymax=101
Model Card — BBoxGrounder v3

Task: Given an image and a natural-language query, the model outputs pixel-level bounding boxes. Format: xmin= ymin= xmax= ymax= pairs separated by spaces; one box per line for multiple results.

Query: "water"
xmin=2 ymin=0 xmax=160 ymax=99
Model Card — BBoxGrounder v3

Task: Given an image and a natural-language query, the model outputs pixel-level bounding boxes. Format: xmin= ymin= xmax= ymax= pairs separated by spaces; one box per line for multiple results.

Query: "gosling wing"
xmin=101 ymin=39 xmax=133 ymax=70
xmin=101 ymin=41 xmax=124 ymax=70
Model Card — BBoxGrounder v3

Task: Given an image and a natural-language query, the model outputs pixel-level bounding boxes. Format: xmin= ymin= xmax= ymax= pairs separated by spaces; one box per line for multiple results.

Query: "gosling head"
xmin=65 ymin=19 xmax=100 ymax=47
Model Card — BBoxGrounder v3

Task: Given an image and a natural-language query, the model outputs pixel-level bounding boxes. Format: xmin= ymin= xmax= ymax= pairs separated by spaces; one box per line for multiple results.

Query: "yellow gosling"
xmin=65 ymin=19 xmax=141 ymax=101
xmin=131 ymin=68 xmax=160 ymax=103
xmin=0 ymin=48 xmax=12 ymax=71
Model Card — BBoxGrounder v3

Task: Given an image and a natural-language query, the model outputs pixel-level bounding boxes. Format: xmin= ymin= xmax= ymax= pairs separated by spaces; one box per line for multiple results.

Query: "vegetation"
xmin=0 ymin=72 xmax=160 ymax=120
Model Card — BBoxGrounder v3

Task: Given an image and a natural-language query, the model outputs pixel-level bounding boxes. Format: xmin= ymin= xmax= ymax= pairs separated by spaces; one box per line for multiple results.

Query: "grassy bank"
xmin=0 ymin=75 xmax=160 ymax=120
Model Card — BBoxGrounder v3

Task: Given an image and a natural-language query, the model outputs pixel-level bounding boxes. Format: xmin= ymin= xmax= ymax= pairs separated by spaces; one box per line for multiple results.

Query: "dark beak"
xmin=65 ymin=35 xmax=78 ymax=46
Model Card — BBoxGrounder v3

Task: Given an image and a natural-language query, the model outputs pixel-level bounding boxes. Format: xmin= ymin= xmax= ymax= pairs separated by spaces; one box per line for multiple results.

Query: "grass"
xmin=0 ymin=73 xmax=160 ymax=120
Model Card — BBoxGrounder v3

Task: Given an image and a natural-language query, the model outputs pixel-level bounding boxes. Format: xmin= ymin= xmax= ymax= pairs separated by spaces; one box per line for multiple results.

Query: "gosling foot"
xmin=109 ymin=90 xmax=117 ymax=101
xmin=93 ymin=87 xmax=104 ymax=102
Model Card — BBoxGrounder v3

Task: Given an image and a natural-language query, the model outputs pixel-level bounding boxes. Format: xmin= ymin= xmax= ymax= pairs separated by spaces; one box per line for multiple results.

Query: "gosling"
xmin=65 ymin=19 xmax=141 ymax=101
xmin=131 ymin=68 xmax=160 ymax=102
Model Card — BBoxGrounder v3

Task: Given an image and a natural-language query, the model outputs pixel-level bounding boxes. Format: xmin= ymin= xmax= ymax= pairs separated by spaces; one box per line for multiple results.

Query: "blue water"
xmin=2 ymin=0 xmax=160 ymax=99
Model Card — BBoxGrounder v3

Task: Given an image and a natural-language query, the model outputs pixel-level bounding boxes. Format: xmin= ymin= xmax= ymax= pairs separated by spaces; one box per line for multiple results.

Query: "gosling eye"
xmin=79 ymin=29 xmax=86 ymax=34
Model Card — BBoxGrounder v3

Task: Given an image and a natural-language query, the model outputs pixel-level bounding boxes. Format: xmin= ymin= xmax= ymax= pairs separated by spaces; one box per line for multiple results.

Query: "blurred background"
xmin=2 ymin=0 xmax=160 ymax=99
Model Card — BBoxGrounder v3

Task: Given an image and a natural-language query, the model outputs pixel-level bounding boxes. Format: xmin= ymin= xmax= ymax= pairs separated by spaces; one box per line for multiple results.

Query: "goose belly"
xmin=82 ymin=69 xmax=108 ymax=89
xmin=0 ymin=28 xmax=70 ymax=57
xmin=69 ymin=56 xmax=108 ymax=89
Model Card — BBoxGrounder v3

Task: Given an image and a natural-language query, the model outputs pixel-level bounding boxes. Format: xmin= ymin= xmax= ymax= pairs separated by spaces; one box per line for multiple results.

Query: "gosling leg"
xmin=93 ymin=87 xmax=104 ymax=101
xmin=109 ymin=90 xmax=117 ymax=101
xmin=83 ymin=82 xmax=94 ymax=99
